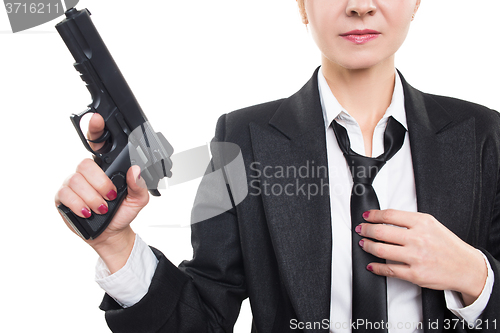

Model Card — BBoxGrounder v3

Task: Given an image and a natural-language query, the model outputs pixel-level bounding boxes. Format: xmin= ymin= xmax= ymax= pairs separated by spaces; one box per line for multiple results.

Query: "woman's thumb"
xmin=126 ymin=165 xmax=149 ymax=199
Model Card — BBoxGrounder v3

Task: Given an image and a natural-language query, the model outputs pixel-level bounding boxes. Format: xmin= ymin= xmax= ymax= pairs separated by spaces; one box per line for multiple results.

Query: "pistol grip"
xmin=57 ymin=145 xmax=132 ymax=240
xmin=57 ymin=183 xmax=127 ymax=240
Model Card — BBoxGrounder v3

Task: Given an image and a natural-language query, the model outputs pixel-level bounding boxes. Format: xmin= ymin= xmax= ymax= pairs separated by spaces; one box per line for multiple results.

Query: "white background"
xmin=1 ymin=0 xmax=499 ymax=332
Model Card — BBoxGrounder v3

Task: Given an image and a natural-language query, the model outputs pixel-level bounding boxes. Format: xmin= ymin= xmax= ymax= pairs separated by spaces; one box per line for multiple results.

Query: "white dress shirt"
xmin=95 ymin=67 xmax=494 ymax=332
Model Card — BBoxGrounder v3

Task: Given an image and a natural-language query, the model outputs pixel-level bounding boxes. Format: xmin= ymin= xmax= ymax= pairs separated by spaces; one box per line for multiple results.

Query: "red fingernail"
xmin=359 ymin=239 xmax=364 ymax=248
xmin=355 ymin=225 xmax=362 ymax=234
xmin=367 ymin=265 xmax=373 ymax=272
xmin=98 ymin=204 xmax=108 ymax=214
xmin=363 ymin=211 xmax=370 ymax=219
xmin=138 ymin=172 xmax=141 ymax=180
xmin=81 ymin=207 xmax=92 ymax=218
xmin=107 ymin=190 xmax=117 ymax=201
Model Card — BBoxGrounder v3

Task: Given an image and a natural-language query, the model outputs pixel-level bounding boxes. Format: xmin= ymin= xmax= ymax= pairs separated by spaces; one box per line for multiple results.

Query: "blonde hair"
xmin=297 ymin=0 xmax=308 ymax=24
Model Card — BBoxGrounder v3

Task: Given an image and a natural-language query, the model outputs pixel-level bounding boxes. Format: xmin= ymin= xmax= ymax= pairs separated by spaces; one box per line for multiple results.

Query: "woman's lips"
xmin=340 ymin=29 xmax=380 ymax=45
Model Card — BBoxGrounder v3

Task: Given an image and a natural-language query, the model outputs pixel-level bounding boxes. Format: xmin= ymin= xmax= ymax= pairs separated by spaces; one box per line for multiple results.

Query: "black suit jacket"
xmin=100 ymin=68 xmax=500 ymax=332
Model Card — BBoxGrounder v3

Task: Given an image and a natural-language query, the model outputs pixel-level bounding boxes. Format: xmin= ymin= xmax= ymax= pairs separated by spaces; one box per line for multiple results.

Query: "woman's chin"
xmin=325 ymin=55 xmax=392 ymax=72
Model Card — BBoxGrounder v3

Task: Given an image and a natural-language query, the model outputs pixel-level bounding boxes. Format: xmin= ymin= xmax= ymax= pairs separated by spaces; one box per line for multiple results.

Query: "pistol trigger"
xmin=88 ymin=129 xmax=111 ymax=143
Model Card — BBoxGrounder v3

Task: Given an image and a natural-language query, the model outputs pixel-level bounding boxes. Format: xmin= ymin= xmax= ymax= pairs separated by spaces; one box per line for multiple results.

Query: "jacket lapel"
xmin=400 ymin=72 xmax=476 ymax=332
xmin=250 ymin=68 xmax=332 ymax=330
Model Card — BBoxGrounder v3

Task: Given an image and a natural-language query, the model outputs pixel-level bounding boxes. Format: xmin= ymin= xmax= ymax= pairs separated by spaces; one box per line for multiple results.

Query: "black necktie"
xmin=331 ymin=116 xmax=406 ymax=332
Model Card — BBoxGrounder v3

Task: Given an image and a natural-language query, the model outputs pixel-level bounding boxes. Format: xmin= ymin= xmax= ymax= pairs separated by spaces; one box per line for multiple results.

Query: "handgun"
xmin=55 ymin=7 xmax=173 ymax=240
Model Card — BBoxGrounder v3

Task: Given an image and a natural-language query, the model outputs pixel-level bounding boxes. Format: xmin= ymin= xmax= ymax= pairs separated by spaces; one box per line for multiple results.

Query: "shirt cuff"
xmin=95 ymin=234 xmax=159 ymax=308
xmin=444 ymin=250 xmax=494 ymax=327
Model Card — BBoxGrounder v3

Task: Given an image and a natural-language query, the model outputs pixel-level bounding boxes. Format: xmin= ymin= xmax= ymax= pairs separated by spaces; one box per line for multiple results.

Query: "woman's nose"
xmin=346 ymin=0 xmax=377 ymax=17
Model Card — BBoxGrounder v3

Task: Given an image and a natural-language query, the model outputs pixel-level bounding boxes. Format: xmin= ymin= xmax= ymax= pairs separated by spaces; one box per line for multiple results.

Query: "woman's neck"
xmin=321 ymin=55 xmax=396 ymax=156
xmin=321 ymin=55 xmax=396 ymax=126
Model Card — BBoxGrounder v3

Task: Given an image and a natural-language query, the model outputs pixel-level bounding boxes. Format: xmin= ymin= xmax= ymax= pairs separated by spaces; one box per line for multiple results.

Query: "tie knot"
xmin=345 ymin=155 xmax=386 ymax=185
xmin=331 ymin=116 xmax=406 ymax=185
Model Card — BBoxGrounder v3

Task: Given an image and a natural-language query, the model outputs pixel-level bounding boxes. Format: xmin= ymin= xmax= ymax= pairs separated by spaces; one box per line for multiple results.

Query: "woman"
xmin=55 ymin=0 xmax=499 ymax=331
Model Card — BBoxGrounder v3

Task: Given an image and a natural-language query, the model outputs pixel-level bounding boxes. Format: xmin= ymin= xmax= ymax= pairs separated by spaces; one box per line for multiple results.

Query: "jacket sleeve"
xmin=473 ymin=111 xmax=500 ymax=331
xmin=99 ymin=113 xmax=248 ymax=333
xmin=477 ymin=179 xmax=500 ymax=330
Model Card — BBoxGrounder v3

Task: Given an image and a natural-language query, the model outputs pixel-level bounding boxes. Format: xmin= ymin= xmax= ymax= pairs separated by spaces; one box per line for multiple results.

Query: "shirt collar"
xmin=317 ymin=66 xmax=408 ymax=131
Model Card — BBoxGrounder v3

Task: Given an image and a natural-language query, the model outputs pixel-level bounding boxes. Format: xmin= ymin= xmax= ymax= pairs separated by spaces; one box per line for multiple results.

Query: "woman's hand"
xmin=357 ymin=209 xmax=488 ymax=306
xmin=54 ymin=113 xmax=150 ymax=273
